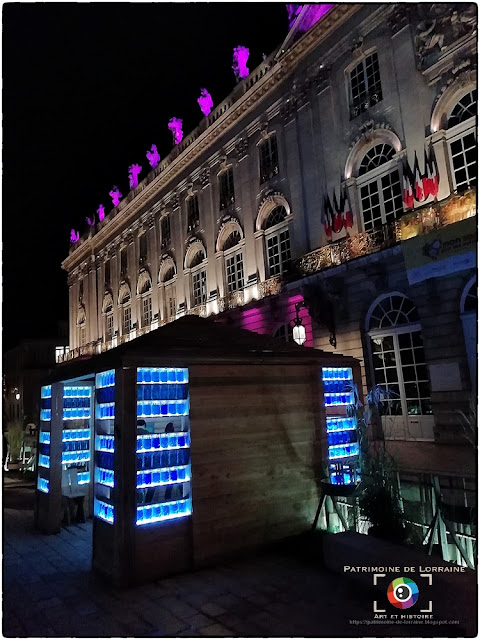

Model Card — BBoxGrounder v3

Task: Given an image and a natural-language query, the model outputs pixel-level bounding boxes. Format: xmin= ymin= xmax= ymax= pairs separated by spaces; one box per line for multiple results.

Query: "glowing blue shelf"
xmin=322 ymin=367 xmax=352 ymax=380
xmin=94 ymin=499 xmax=114 ymax=524
xmin=39 ymin=431 xmax=51 ymax=444
xmin=95 ymin=434 xmax=115 ymax=451
xmin=62 ymin=451 xmax=90 ymax=464
xmin=137 ymin=465 xmax=190 ymax=488
xmin=63 ymin=386 xmax=92 ymax=397
xmin=137 ymin=367 xmax=188 ymax=384
xmin=95 ymin=467 xmax=114 ymax=487
xmin=136 ymin=432 xmax=189 ymax=453
xmin=96 ymin=370 xmax=115 ymax=388
xmin=78 ymin=472 xmax=90 ymax=484
xmin=328 ymin=443 xmax=359 ymax=460
xmin=63 ymin=408 xmax=91 ymax=420
xmin=136 ymin=400 xmax=189 ymax=418
xmin=40 ymin=409 xmax=51 ymax=422
xmin=98 ymin=403 xmax=115 ymax=419
xmin=41 ymin=386 xmax=52 ymax=399
xmin=62 ymin=429 xmax=90 ymax=441
xmin=37 ymin=477 xmax=49 ymax=493
xmin=136 ymin=498 xmax=191 ymax=525
xmin=38 ymin=454 xmax=50 ymax=468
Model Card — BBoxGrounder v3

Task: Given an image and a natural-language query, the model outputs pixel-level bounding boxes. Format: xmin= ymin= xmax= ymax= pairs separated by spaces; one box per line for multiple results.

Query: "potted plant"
xmin=6 ymin=422 xmax=25 ymax=471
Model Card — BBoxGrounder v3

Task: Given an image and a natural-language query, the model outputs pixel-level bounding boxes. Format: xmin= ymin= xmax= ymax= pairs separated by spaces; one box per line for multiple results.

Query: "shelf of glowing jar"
xmin=136 ymin=432 xmax=189 ymax=452
xmin=38 ymin=454 xmax=50 ymax=468
xmin=94 ymin=500 xmax=114 ymax=524
xmin=330 ymin=472 xmax=355 ymax=485
xmin=95 ymin=467 xmax=114 ymax=487
xmin=97 ymin=403 xmax=115 ymax=420
xmin=62 ymin=429 xmax=90 ymax=441
xmin=324 ymin=393 xmax=353 ymax=406
xmin=96 ymin=370 xmax=115 ymax=389
xmin=137 ymin=367 xmax=188 ymax=384
xmin=41 ymin=385 xmax=52 ymax=399
xmin=322 ymin=367 xmax=352 ymax=381
xmin=326 ymin=417 xmax=357 ymax=432
xmin=62 ymin=451 xmax=90 ymax=464
xmin=328 ymin=443 xmax=360 ymax=460
xmin=136 ymin=498 xmax=191 ymax=526
xmin=95 ymin=434 xmax=115 ymax=452
xmin=136 ymin=400 xmax=189 ymax=418
xmin=39 ymin=431 xmax=51 ymax=444
xmin=37 ymin=477 xmax=49 ymax=493
xmin=137 ymin=465 xmax=190 ymax=488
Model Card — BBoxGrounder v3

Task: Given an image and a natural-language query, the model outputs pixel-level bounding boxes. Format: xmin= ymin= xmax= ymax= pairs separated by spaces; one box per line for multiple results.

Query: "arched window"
xmin=460 ymin=275 xmax=477 ymax=388
xmin=357 ymin=143 xmax=402 ymax=231
xmin=185 ymin=242 xmax=207 ymax=308
xmin=137 ymin=272 xmax=152 ymax=329
xmin=263 ymin=205 xmax=291 ymax=277
xmin=366 ymin=293 xmax=433 ymax=441
xmin=447 ymin=89 xmax=476 ymax=192
xmin=273 ymin=323 xmax=293 ymax=343
xmin=358 ymin=143 xmax=395 ymax=176
xmin=102 ymin=292 xmax=114 ymax=341
xmin=158 ymin=257 xmax=177 ymax=321
xmin=118 ymin=283 xmax=132 ymax=336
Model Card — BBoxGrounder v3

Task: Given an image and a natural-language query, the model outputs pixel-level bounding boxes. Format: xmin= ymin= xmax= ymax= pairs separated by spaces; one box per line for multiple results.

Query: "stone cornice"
xmin=62 ymin=3 xmax=363 ymax=274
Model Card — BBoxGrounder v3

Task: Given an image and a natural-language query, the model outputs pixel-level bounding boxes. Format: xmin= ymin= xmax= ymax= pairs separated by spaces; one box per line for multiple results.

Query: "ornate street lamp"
xmin=292 ymin=302 xmax=306 ymax=346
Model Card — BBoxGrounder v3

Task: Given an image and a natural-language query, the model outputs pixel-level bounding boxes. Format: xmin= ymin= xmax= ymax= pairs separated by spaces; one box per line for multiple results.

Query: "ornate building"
xmin=62 ymin=4 xmax=476 ymax=451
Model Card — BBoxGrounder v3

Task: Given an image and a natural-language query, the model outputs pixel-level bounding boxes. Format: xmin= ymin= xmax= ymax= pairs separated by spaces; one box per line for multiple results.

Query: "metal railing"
xmin=219 ymin=290 xmax=245 ymax=312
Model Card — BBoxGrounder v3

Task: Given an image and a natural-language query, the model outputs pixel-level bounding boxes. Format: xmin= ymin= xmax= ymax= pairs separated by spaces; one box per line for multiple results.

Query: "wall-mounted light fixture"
xmin=292 ymin=302 xmax=306 ymax=346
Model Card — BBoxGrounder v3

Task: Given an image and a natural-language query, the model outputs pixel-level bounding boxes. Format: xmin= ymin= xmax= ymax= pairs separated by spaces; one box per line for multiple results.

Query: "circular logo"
xmin=387 ymin=577 xmax=419 ymax=609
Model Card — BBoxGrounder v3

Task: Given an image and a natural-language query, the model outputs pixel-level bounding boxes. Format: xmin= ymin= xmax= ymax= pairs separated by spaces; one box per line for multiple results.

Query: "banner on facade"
xmin=403 ymin=216 xmax=476 ymax=285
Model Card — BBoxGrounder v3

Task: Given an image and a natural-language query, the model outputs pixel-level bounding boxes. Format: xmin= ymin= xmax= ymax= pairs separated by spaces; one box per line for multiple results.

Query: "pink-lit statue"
xmin=146 ymin=144 xmax=160 ymax=169
xmin=197 ymin=88 xmax=214 ymax=117
xmin=86 ymin=214 xmax=95 ymax=227
xmin=128 ymin=163 xmax=142 ymax=190
xmin=70 ymin=229 xmax=80 ymax=243
xmin=109 ymin=186 xmax=122 ymax=207
xmin=97 ymin=204 xmax=105 ymax=222
xmin=232 ymin=46 xmax=250 ymax=80
xmin=286 ymin=4 xmax=333 ymax=31
xmin=168 ymin=118 xmax=183 ymax=145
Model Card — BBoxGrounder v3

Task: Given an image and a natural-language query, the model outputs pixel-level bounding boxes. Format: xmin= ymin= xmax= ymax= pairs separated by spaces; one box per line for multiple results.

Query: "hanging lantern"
xmin=293 ymin=314 xmax=306 ymax=345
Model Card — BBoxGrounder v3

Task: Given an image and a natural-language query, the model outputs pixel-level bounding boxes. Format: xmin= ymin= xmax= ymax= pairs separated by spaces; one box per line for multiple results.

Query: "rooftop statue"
xmin=109 ymin=186 xmax=123 ymax=207
xmin=168 ymin=118 xmax=184 ymax=145
xmin=70 ymin=229 xmax=80 ymax=243
xmin=97 ymin=204 xmax=105 ymax=222
xmin=86 ymin=214 xmax=95 ymax=227
xmin=232 ymin=46 xmax=249 ymax=80
xmin=286 ymin=4 xmax=303 ymax=28
xmin=146 ymin=144 xmax=160 ymax=169
xmin=198 ymin=88 xmax=214 ymax=117
xmin=128 ymin=163 xmax=142 ymax=190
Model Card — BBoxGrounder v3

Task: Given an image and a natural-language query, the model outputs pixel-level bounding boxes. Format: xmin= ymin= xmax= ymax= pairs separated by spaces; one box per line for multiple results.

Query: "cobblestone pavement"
xmin=2 ymin=486 xmax=461 ymax=637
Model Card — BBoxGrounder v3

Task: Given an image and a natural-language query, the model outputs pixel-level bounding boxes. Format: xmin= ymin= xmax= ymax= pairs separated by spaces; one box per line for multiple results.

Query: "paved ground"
xmin=2 ymin=481 xmax=471 ymax=637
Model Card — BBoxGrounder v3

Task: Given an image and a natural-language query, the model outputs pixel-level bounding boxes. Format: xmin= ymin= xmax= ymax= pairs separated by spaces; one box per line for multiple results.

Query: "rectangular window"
xmin=360 ymin=170 xmax=403 ymax=231
xmin=219 ymin=169 xmax=235 ymax=210
xmin=120 ymin=248 xmax=128 ymax=276
xmin=187 ymin=196 xmax=200 ymax=231
xmin=226 ymin=252 xmax=244 ymax=293
xmin=79 ymin=278 xmax=84 ymax=300
xmin=106 ymin=314 xmax=114 ymax=340
xmin=104 ymin=260 xmax=111 ymax=285
xmin=142 ymin=296 xmax=152 ymax=328
xmin=165 ymin=284 xmax=176 ymax=319
xmin=349 ymin=52 xmax=382 ymax=119
xmin=80 ymin=325 xmax=86 ymax=346
xmin=123 ymin=306 xmax=131 ymax=335
xmin=450 ymin=132 xmax=477 ymax=191
xmin=139 ymin=234 xmax=147 ymax=263
xmin=260 ymin=136 xmax=279 ymax=184
xmin=161 ymin=216 xmax=171 ymax=247
xmin=192 ymin=270 xmax=207 ymax=306
xmin=267 ymin=229 xmax=291 ymax=277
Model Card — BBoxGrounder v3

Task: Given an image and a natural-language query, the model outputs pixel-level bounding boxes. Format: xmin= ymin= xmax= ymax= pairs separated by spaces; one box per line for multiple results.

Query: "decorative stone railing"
xmin=219 ymin=290 xmax=245 ymax=312
xmin=187 ymin=304 xmax=207 ymax=318
xmin=258 ymin=275 xmax=283 ymax=298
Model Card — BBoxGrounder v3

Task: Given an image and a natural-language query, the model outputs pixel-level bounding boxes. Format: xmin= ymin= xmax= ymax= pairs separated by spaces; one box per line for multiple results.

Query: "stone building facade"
xmin=62 ymin=3 xmax=477 ymax=445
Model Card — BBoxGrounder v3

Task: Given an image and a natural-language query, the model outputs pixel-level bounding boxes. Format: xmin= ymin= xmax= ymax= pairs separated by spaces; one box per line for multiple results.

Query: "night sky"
xmin=3 ymin=2 xmax=289 ymax=350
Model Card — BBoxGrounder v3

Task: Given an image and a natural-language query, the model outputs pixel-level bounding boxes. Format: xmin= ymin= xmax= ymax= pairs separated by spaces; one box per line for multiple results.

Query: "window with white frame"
xmin=142 ymin=295 xmax=152 ymax=328
xmin=349 ymin=51 xmax=383 ymax=119
xmin=263 ymin=206 xmax=291 ymax=277
xmin=192 ymin=269 xmax=207 ymax=306
xmin=367 ymin=294 xmax=432 ymax=418
xmin=259 ymin=135 xmax=279 ymax=184
xmin=80 ymin=324 xmax=86 ymax=347
xmin=223 ymin=230 xmax=244 ymax=294
xmin=273 ymin=323 xmax=293 ymax=342
xmin=161 ymin=216 xmax=171 ymax=248
xmin=165 ymin=282 xmax=176 ymax=319
xmin=446 ymin=89 xmax=477 ymax=192
xmin=357 ymin=144 xmax=402 ymax=231
xmin=122 ymin=306 xmax=131 ymax=335
xmin=105 ymin=313 xmax=114 ymax=340
xmin=139 ymin=233 xmax=148 ymax=264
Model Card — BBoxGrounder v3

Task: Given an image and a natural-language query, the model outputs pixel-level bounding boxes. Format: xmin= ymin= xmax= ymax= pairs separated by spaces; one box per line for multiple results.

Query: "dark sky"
xmin=3 ymin=2 xmax=289 ymax=350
